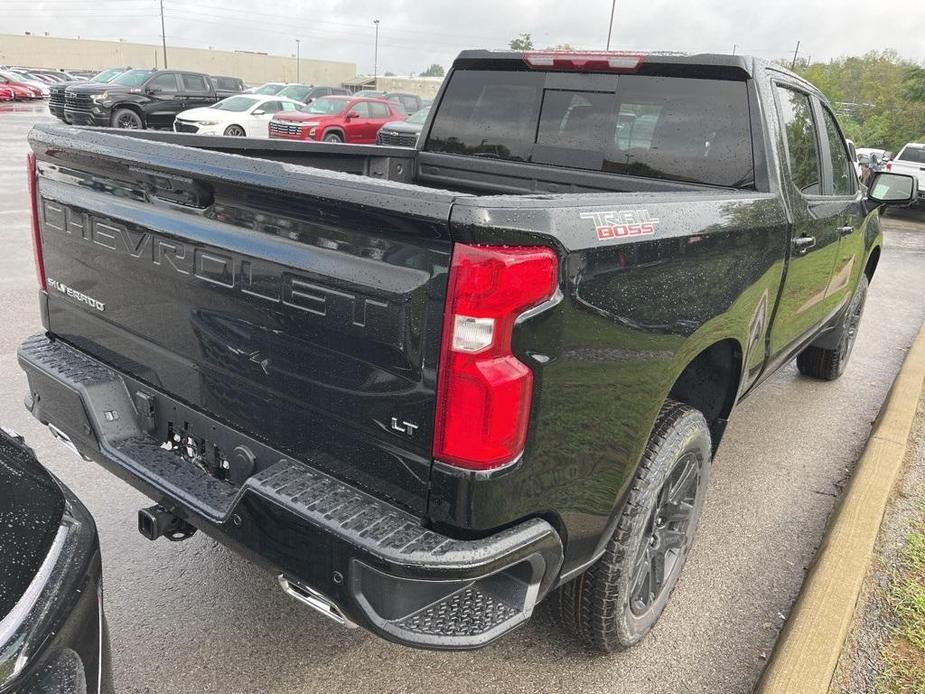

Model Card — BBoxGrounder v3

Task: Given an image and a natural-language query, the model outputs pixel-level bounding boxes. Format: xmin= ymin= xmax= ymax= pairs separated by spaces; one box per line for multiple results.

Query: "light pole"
xmin=159 ymin=0 xmax=168 ymax=68
xmin=606 ymin=0 xmax=616 ymax=50
xmin=373 ymin=19 xmax=380 ymax=84
xmin=295 ymin=39 xmax=300 ymax=83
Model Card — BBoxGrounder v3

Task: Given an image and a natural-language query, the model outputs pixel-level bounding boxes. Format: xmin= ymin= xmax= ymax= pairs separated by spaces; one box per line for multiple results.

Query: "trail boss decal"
xmin=580 ymin=210 xmax=659 ymax=241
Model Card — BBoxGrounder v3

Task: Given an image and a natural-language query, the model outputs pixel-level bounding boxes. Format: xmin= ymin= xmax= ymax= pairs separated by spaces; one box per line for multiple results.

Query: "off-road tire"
xmin=555 ymin=400 xmax=711 ymax=652
xmin=796 ymin=274 xmax=868 ymax=381
xmin=111 ymin=108 xmax=143 ymax=129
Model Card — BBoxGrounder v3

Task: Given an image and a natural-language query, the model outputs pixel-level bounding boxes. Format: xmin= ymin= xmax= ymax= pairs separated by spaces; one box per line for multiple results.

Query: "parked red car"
xmin=0 ymin=75 xmax=43 ymax=100
xmin=269 ymin=95 xmax=405 ymax=143
xmin=0 ymin=86 xmax=14 ymax=101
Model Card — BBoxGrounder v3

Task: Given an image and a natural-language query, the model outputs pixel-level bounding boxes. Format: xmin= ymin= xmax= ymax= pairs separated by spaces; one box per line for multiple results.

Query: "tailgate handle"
xmin=131 ymin=167 xmax=214 ymax=210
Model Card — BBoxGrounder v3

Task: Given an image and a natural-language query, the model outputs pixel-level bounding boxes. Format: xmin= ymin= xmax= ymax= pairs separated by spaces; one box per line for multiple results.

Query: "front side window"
xmin=426 ymin=70 xmax=754 ymax=188
xmin=352 ymin=102 xmax=372 ymax=118
xmin=820 ymin=107 xmax=853 ymax=195
xmin=260 ymin=101 xmax=282 ymax=114
xmin=148 ymin=73 xmax=179 ymax=93
xmin=776 ymin=85 xmax=821 ymax=195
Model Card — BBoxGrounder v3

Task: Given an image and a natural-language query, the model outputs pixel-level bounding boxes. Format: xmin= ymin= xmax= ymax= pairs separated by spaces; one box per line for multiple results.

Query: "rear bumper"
xmin=18 ymin=334 xmax=563 ymax=650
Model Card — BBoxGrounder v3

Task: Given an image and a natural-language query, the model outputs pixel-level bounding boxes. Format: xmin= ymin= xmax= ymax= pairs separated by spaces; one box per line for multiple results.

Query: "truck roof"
xmin=451 ymin=50 xmax=821 ymax=95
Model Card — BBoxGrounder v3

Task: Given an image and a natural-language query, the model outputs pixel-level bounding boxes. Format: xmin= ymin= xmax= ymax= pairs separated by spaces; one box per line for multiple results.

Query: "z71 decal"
xmin=579 ymin=210 xmax=660 ymax=241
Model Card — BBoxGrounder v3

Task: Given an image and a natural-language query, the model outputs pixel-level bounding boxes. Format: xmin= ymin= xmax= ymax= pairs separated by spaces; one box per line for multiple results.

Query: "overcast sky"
xmin=4 ymin=0 xmax=924 ymax=75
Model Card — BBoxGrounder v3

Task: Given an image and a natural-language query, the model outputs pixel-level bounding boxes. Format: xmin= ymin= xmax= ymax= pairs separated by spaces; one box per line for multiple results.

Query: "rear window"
xmin=425 ymin=69 xmax=755 ymax=188
xmin=898 ymin=147 xmax=925 ymax=164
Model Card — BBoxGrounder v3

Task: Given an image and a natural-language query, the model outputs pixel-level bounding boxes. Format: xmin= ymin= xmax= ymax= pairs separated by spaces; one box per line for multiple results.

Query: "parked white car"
xmin=173 ymin=95 xmax=304 ymax=137
xmin=887 ymin=143 xmax=925 ymax=206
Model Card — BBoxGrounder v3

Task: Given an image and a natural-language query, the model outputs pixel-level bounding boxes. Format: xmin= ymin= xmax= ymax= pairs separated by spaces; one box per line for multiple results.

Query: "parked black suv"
xmin=64 ymin=68 xmax=220 ymax=129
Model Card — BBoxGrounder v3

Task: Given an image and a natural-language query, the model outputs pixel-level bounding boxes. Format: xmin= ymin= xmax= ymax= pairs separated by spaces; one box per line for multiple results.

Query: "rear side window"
xmin=181 ymin=74 xmax=208 ymax=92
xmin=426 ymin=69 xmax=755 ymax=188
xmin=898 ymin=147 xmax=925 ymax=164
xmin=819 ymin=107 xmax=854 ymax=195
xmin=776 ymin=85 xmax=821 ymax=195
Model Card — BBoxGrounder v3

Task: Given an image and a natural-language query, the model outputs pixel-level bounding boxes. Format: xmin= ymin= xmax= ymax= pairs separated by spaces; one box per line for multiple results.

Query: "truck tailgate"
xmin=29 ymin=125 xmax=456 ymax=513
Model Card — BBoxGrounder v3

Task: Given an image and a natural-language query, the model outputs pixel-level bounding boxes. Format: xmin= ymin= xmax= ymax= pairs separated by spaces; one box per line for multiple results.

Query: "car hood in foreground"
xmin=0 ymin=431 xmax=64 ymax=618
xmin=379 ymin=119 xmax=423 ymax=135
xmin=176 ymin=107 xmax=223 ymax=122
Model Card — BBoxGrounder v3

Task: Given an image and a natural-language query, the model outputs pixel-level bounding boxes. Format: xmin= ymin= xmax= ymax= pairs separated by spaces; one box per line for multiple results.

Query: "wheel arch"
xmin=322 ymin=126 xmax=345 ymax=140
xmin=111 ymin=103 xmax=145 ymax=126
xmin=667 ymin=337 xmax=744 ymax=450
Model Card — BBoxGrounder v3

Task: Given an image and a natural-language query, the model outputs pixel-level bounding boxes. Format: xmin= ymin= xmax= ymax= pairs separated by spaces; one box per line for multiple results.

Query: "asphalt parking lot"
xmin=2 ymin=100 xmax=925 ymax=694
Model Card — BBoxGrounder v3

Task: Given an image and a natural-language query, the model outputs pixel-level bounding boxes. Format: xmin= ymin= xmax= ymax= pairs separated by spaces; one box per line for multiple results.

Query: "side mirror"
xmin=252 ymin=109 xmax=265 ymax=116
xmin=347 ymin=111 xmax=360 ymax=120
xmin=868 ymin=172 xmax=917 ymax=205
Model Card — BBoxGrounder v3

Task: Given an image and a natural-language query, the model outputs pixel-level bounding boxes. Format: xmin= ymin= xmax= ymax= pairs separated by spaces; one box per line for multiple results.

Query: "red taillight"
xmin=26 ymin=152 xmax=46 ymax=291
xmin=433 ymin=244 xmax=558 ymax=470
xmin=886 ymin=162 xmax=892 ymax=172
xmin=523 ymin=51 xmax=644 ymax=72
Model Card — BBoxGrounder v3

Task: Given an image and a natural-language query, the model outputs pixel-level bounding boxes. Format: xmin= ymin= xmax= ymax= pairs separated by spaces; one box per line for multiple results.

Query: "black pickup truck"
xmin=19 ymin=50 xmax=917 ymax=653
xmin=63 ymin=68 xmax=221 ymax=129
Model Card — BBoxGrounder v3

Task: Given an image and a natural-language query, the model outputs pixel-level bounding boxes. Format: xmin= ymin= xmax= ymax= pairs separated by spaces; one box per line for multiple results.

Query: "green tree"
xmin=420 ymin=63 xmax=445 ymax=77
xmin=509 ymin=33 xmax=533 ymax=50
xmin=791 ymin=51 xmax=925 ymax=152
xmin=901 ymin=65 xmax=925 ymax=102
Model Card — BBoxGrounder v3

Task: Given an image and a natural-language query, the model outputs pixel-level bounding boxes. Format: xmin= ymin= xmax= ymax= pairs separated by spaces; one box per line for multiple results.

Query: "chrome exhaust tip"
xmin=277 ymin=575 xmax=357 ymax=629
xmin=47 ymin=423 xmax=89 ymax=460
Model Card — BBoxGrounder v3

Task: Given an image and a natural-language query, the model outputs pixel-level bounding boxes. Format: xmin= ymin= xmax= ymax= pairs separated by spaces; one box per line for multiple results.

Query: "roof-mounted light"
xmin=523 ymin=52 xmax=644 ymax=72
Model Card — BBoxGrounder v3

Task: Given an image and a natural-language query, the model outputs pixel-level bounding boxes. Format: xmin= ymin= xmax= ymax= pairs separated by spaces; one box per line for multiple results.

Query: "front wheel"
xmin=111 ymin=108 xmax=143 ymax=129
xmin=323 ymin=131 xmax=344 ymax=143
xmin=556 ymin=400 xmax=712 ymax=652
xmin=223 ymin=125 xmax=246 ymax=137
xmin=796 ymin=274 xmax=868 ymax=380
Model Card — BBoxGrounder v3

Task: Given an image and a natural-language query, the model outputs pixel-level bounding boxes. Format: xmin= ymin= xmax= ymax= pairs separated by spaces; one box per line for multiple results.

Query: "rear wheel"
xmin=323 ymin=131 xmax=344 ymax=143
xmin=223 ymin=125 xmax=246 ymax=137
xmin=796 ymin=274 xmax=868 ymax=380
xmin=555 ymin=400 xmax=711 ymax=652
xmin=112 ymin=108 xmax=143 ymax=129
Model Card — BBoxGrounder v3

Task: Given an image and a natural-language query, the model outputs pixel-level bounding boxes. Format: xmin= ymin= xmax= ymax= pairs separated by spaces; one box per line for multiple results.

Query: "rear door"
xmin=32 ymin=128 xmax=457 ymax=512
xmin=345 ymin=101 xmax=375 ymax=142
xmin=368 ymin=101 xmax=395 ymax=140
xmin=143 ymin=72 xmax=182 ymax=129
xmin=180 ymin=73 xmax=214 ymax=109
xmin=766 ymin=81 xmax=843 ymax=356
xmin=815 ymin=101 xmax=865 ymax=309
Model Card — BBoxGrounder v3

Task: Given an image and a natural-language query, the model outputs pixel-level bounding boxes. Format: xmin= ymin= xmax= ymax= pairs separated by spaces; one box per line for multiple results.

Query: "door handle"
xmin=792 ymin=235 xmax=816 ymax=253
xmin=836 ymin=225 xmax=854 ymax=237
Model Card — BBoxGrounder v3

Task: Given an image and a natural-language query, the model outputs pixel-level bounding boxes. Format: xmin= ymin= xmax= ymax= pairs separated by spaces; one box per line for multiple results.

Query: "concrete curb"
xmin=757 ymin=322 xmax=925 ymax=693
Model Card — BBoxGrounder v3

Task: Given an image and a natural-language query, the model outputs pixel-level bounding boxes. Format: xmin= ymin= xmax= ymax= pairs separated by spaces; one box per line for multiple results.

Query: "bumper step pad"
xmin=18 ymin=334 xmax=563 ymax=649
